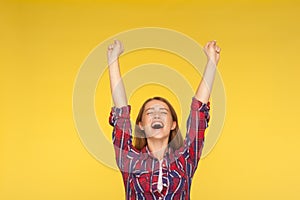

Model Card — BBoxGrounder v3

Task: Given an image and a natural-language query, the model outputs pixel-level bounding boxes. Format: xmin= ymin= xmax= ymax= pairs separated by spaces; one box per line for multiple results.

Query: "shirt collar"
xmin=141 ymin=145 xmax=174 ymax=161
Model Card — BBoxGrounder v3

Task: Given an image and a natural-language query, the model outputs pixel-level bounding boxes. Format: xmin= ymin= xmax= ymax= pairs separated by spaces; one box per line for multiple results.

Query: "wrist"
xmin=206 ymin=59 xmax=218 ymax=69
xmin=108 ymin=57 xmax=119 ymax=66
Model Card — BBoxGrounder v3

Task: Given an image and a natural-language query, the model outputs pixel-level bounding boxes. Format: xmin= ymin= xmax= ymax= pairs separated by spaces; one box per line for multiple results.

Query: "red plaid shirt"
xmin=109 ymin=98 xmax=210 ymax=200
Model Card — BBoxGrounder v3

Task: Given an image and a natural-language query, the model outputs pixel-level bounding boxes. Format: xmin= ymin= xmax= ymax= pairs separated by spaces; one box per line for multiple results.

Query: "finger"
xmin=117 ymin=40 xmax=124 ymax=52
xmin=115 ymin=40 xmax=121 ymax=50
xmin=113 ymin=40 xmax=119 ymax=48
xmin=115 ymin=39 xmax=121 ymax=46
xmin=204 ymin=42 xmax=210 ymax=49
xmin=209 ymin=40 xmax=216 ymax=48
xmin=205 ymin=41 xmax=213 ymax=50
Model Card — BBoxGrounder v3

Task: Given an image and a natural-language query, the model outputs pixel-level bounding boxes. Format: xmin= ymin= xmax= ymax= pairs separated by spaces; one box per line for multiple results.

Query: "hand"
xmin=203 ymin=40 xmax=221 ymax=65
xmin=107 ymin=39 xmax=124 ymax=65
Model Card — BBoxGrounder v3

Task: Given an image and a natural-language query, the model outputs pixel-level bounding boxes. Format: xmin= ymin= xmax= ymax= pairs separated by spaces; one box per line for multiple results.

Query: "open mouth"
xmin=151 ymin=121 xmax=164 ymax=129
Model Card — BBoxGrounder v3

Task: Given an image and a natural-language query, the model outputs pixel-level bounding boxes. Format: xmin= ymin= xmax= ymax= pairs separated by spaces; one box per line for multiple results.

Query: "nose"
xmin=153 ymin=112 xmax=160 ymax=119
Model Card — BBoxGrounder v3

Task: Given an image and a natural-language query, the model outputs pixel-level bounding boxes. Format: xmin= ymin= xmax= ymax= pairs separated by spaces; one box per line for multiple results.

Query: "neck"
xmin=147 ymin=138 xmax=168 ymax=161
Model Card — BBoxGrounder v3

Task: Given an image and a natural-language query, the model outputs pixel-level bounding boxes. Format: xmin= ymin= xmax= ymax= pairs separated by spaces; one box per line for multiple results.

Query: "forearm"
xmin=109 ymin=59 xmax=128 ymax=108
xmin=194 ymin=60 xmax=217 ymax=104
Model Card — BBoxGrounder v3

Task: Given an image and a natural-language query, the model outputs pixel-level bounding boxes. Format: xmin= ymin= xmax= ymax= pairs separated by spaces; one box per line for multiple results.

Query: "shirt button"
xmin=159 ymin=198 xmax=162 ymax=200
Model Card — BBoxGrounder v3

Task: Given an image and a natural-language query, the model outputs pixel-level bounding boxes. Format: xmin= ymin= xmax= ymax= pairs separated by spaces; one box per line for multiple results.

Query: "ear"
xmin=139 ymin=122 xmax=144 ymax=130
xmin=171 ymin=121 xmax=177 ymax=130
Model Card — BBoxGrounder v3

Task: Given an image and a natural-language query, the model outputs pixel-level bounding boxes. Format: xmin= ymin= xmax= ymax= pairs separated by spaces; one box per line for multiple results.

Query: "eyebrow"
xmin=145 ymin=107 xmax=169 ymax=112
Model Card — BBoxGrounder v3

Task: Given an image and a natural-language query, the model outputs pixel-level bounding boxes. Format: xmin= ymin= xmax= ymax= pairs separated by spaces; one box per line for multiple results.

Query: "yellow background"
xmin=1 ymin=0 xmax=300 ymax=199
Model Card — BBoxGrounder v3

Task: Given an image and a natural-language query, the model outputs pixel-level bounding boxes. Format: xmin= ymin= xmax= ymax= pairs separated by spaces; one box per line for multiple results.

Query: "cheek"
xmin=166 ymin=115 xmax=174 ymax=124
xmin=141 ymin=116 xmax=151 ymax=126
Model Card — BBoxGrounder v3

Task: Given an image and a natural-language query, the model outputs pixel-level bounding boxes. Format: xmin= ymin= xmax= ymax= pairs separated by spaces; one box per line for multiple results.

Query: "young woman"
xmin=108 ymin=39 xmax=220 ymax=199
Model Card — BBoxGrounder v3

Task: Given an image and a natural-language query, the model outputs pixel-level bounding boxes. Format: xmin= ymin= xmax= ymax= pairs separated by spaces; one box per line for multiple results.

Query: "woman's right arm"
xmin=107 ymin=39 xmax=128 ymax=108
xmin=107 ymin=40 xmax=136 ymax=171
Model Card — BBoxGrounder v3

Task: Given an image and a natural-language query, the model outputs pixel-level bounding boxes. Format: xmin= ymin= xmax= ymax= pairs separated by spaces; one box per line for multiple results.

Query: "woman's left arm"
xmin=183 ymin=41 xmax=221 ymax=176
xmin=194 ymin=40 xmax=221 ymax=103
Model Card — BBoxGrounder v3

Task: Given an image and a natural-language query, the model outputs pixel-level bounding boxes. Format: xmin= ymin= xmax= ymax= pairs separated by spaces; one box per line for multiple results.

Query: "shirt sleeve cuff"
xmin=109 ymin=105 xmax=131 ymax=126
xmin=191 ymin=97 xmax=210 ymax=111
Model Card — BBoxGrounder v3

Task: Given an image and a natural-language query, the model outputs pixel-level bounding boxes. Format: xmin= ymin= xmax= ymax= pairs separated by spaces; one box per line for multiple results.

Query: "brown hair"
xmin=134 ymin=97 xmax=183 ymax=150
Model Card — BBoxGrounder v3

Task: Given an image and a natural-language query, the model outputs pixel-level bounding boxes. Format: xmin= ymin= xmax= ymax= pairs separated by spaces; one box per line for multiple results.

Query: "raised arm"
xmin=107 ymin=40 xmax=128 ymax=108
xmin=194 ymin=40 xmax=221 ymax=103
xmin=107 ymin=40 xmax=134 ymax=172
xmin=182 ymin=41 xmax=221 ymax=177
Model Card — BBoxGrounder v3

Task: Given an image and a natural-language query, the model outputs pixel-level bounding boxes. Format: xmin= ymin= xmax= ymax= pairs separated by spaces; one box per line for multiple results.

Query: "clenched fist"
xmin=107 ymin=39 xmax=124 ymax=65
xmin=203 ymin=40 xmax=221 ymax=65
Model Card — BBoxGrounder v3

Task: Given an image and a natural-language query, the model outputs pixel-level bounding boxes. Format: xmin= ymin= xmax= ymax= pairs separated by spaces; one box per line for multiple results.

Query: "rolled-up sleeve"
xmin=184 ymin=97 xmax=210 ymax=177
xmin=190 ymin=97 xmax=210 ymax=131
xmin=109 ymin=105 xmax=132 ymax=170
xmin=109 ymin=105 xmax=131 ymax=127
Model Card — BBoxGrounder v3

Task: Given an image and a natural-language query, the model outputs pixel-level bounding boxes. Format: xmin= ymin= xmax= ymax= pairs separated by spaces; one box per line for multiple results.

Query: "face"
xmin=139 ymin=99 xmax=177 ymax=140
